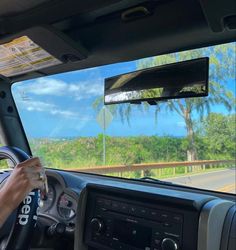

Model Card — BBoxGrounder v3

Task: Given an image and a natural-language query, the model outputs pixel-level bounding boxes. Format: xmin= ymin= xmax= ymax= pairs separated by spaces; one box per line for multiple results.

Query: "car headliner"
xmin=0 ymin=0 xmax=235 ymax=83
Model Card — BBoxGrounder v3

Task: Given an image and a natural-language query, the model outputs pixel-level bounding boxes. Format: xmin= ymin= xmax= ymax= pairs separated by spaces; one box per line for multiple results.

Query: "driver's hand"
xmin=0 ymin=157 xmax=46 ymax=226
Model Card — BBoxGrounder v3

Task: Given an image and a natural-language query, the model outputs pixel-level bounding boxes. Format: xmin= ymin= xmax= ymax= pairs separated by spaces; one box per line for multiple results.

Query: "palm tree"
xmin=93 ymin=43 xmax=235 ymax=161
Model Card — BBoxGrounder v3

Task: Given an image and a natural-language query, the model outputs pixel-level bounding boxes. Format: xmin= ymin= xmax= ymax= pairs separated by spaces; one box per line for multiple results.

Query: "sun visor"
xmin=0 ymin=26 xmax=87 ymax=78
xmin=0 ymin=36 xmax=62 ymax=77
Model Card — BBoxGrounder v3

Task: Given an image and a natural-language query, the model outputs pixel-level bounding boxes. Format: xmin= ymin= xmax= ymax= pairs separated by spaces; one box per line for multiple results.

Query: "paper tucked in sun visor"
xmin=0 ymin=36 xmax=62 ymax=77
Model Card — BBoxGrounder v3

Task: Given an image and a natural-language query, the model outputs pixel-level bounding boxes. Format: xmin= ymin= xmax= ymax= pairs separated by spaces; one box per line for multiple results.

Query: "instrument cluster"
xmin=39 ymin=176 xmax=77 ymax=222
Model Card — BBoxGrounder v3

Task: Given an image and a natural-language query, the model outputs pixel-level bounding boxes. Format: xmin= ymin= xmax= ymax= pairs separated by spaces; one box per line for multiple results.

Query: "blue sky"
xmin=12 ymin=45 xmax=235 ymax=139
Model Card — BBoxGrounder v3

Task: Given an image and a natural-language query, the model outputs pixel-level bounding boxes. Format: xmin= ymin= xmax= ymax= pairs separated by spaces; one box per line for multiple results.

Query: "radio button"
xmin=151 ymin=210 xmax=157 ymax=216
xmin=138 ymin=207 xmax=148 ymax=216
xmin=105 ymin=232 xmax=111 ymax=238
xmin=106 ymin=225 xmax=111 ymax=231
xmin=136 ymin=207 xmax=148 ymax=217
xmin=96 ymin=206 xmax=106 ymax=213
xmin=164 ymin=232 xmax=180 ymax=239
xmin=128 ymin=205 xmax=137 ymax=214
xmin=112 ymin=201 xmax=121 ymax=210
xmin=97 ymin=198 xmax=111 ymax=210
xmin=160 ymin=213 xmax=170 ymax=221
xmin=163 ymin=222 xmax=172 ymax=227
xmin=147 ymin=209 xmax=160 ymax=220
xmin=153 ymin=230 xmax=162 ymax=238
xmin=105 ymin=224 xmax=112 ymax=232
xmin=150 ymin=210 xmax=159 ymax=219
xmin=172 ymin=214 xmax=183 ymax=223
xmin=161 ymin=213 xmax=168 ymax=218
xmin=120 ymin=203 xmax=129 ymax=213
xmin=164 ymin=223 xmax=181 ymax=239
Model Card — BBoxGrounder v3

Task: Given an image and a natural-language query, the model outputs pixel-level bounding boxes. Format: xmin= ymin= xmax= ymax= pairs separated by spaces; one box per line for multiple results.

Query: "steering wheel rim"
xmin=0 ymin=146 xmax=39 ymax=250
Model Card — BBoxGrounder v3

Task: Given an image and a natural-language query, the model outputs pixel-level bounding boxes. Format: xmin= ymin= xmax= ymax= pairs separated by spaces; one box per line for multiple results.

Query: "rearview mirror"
xmin=104 ymin=57 xmax=209 ymax=105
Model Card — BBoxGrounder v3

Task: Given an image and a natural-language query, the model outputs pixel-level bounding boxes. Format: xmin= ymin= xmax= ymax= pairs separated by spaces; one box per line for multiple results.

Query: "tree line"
xmin=24 ymin=113 xmax=235 ymax=169
xmin=0 ymin=113 xmax=234 ymax=170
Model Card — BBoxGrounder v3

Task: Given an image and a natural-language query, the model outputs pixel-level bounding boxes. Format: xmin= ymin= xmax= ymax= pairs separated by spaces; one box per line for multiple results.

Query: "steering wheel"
xmin=0 ymin=146 xmax=40 ymax=250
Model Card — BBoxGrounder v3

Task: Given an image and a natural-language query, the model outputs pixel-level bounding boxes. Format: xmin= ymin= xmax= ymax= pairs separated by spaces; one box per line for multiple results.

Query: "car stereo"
xmin=85 ymin=193 xmax=183 ymax=250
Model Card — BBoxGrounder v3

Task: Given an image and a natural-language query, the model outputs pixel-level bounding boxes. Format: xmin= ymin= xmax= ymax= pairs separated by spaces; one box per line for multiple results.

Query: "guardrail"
xmin=70 ymin=159 xmax=235 ymax=175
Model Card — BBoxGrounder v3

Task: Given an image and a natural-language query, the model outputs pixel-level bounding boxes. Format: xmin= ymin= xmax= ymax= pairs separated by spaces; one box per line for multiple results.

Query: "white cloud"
xmin=17 ymin=99 xmax=81 ymax=119
xmin=31 ymin=78 xmax=67 ymax=95
xmin=12 ymin=75 xmax=102 ymax=120
xmin=50 ymin=109 xmax=78 ymax=118
xmin=15 ymin=77 xmax=104 ymax=100
xmin=23 ymin=100 xmax=56 ymax=112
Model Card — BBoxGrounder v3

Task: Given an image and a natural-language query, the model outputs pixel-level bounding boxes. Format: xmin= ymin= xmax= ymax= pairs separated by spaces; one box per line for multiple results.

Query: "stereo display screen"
xmin=113 ymin=219 xmax=152 ymax=249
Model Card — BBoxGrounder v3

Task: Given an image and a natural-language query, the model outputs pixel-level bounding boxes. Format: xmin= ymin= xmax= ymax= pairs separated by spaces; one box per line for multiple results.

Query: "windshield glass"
xmin=12 ymin=42 xmax=236 ymax=194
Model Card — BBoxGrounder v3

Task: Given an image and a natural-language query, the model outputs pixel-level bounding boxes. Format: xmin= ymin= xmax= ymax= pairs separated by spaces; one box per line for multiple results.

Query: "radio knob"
xmin=161 ymin=238 xmax=178 ymax=250
xmin=90 ymin=218 xmax=104 ymax=234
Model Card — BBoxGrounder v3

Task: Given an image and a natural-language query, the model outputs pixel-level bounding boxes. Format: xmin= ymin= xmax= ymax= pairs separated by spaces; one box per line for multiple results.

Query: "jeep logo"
xmin=18 ymin=191 xmax=36 ymax=226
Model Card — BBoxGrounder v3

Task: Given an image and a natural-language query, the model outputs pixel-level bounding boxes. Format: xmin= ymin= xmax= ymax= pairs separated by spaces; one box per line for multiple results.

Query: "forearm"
xmin=0 ymin=188 xmax=14 ymax=227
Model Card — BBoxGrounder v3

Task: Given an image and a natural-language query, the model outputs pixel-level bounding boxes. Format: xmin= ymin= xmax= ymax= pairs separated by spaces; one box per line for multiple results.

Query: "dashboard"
xmin=0 ymin=168 xmax=235 ymax=250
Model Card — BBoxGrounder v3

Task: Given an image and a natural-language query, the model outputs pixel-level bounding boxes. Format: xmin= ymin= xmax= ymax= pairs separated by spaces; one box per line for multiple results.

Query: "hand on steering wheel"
xmin=0 ymin=157 xmax=46 ymax=227
xmin=0 ymin=146 xmax=47 ymax=250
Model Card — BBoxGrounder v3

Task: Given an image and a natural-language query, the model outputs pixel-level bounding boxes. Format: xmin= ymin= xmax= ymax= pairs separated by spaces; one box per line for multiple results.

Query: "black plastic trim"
xmin=221 ymin=205 xmax=236 ymax=250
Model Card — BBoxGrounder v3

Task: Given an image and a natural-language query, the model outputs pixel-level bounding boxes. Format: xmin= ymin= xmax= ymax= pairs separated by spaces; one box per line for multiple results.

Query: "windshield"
xmin=12 ymin=42 xmax=236 ymax=194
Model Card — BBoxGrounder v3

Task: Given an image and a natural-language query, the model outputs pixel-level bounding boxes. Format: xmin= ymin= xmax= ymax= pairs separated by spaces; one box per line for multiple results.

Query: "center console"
xmin=84 ymin=184 xmax=213 ymax=250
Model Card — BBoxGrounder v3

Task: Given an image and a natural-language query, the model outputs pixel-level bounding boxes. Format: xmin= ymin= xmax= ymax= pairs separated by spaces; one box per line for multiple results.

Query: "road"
xmin=165 ymin=168 xmax=236 ymax=194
